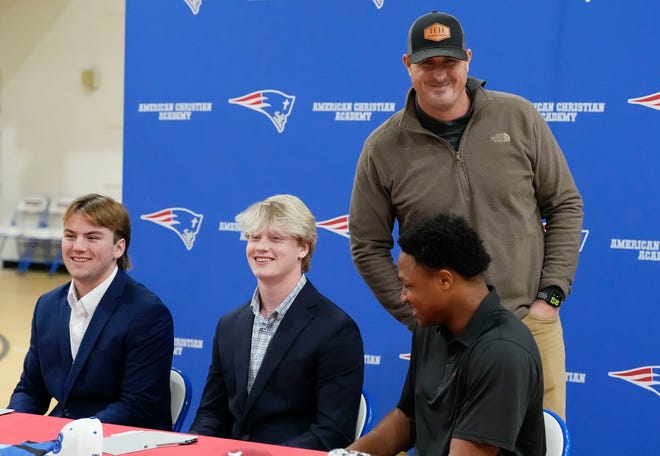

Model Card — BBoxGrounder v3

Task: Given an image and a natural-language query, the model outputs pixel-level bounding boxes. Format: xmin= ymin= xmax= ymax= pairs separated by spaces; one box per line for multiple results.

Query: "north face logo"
xmin=490 ymin=132 xmax=511 ymax=143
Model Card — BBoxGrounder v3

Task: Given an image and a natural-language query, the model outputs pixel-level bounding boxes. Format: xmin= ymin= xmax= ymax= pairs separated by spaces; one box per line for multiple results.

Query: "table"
xmin=0 ymin=412 xmax=327 ymax=456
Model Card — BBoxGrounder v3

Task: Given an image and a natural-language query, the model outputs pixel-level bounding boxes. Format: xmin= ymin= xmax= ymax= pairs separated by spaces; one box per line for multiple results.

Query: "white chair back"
xmin=544 ymin=409 xmax=571 ymax=456
xmin=355 ymin=390 xmax=374 ymax=441
xmin=170 ymin=367 xmax=192 ymax=432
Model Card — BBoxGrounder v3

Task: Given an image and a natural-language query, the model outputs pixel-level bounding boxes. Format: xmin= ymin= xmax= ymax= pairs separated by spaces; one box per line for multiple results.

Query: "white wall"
xmin=0 ymin=0 xmax=124 ymax=260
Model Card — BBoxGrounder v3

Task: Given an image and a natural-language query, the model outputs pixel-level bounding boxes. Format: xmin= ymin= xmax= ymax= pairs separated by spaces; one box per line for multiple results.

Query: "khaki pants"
xmin=521 ymin=313 xmax=566 ymax=420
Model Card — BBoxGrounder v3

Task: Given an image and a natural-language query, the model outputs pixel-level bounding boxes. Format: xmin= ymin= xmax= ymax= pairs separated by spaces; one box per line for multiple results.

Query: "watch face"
xmin=548 ymin=294 xmax=562 ymax=307
xmin=538 ymin=289 xmax=562 ymax=307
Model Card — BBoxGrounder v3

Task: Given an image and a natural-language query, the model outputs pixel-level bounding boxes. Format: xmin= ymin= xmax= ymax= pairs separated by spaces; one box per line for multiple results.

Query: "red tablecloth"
xmin=0 ymin=412 xmax=327 ymax=456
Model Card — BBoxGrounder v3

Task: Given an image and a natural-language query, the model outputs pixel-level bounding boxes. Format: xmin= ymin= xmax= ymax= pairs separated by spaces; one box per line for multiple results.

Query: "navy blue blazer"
xmin=8 ymin=269 xmax=174 ymax=430
xmin=190 ymin=281 xmax=364 ymax=451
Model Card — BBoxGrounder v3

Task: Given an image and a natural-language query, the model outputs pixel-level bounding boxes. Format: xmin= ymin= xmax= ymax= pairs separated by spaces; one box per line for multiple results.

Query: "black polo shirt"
xmin=398 ymin=289 xmax=545 ymax=455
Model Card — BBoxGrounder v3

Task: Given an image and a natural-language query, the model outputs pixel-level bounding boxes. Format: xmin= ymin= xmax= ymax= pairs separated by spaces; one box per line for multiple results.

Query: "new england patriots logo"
xmin=228 ymin=90 xmax=295 ymax=133
xmin=316 ymin=215 xmax=349 ymax=239
xmin=627 ymin=92 xmax=660 ymax=111
xmin=141 ymin=207 xmax=203 ymax=250
xmin=608 ymin=366 xmax=660 ymax=397
xmin=183 ymin=0 xmax=202 ymax=15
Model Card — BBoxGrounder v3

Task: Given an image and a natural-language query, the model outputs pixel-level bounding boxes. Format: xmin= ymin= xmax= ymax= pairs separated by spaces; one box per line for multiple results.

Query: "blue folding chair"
xmin=170 ymin=367 xmax=192 ymax=432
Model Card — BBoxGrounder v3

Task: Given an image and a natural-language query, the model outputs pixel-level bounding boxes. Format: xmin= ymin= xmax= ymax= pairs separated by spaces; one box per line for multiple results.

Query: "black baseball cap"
xmin=407 ymin=11 xmax=468 ymax=63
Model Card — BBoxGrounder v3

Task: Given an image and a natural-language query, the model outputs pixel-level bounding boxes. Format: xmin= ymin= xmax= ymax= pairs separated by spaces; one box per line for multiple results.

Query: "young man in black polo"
xmin=348 ymin=213 xmax=545 ymax=456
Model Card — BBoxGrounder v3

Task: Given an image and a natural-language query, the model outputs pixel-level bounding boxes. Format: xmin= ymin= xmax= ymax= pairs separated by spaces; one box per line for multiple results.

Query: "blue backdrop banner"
xmin=123 ymin=1 xmax=660 ymax=454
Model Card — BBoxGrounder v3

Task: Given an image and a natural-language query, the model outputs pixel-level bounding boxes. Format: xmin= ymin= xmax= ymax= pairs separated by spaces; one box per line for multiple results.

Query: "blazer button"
xmin=242 ymin=434 xmax=250 ymax=441
xmin=63 ymin=409 xmax=70 ymax=417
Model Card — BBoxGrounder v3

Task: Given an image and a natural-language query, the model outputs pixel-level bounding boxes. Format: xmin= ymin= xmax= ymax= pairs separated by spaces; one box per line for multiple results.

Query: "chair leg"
xmin=49 ymin=251 xmax=62 ymax=275
xmin=17 ymin=238 xmax=36 ymax=273
xmin=0 ymin=237 xmax=7 ymax=267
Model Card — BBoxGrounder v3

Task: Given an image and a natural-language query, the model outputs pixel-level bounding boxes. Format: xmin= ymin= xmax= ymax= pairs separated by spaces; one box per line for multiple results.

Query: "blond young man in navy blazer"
xmin=9 ymin=194 xmax=174 ymax=430
xmin=190 ymin=194 xmax=364 ymax=450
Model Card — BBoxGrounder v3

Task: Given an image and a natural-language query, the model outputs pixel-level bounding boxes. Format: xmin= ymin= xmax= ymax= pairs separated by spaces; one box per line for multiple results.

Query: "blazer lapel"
xmin=244 ymin=283 xmax=316 ymax=412
xmin=62 ymin=271 xmax=127 ymax=400
xmin=57 ymin=287 xmax=74 ymax=367
xmin=233 ymin=305 xmax=254 ymax=413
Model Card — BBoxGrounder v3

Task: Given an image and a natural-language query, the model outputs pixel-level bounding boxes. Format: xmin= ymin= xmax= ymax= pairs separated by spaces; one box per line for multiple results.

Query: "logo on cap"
xmin=423 ymin=23 xmax=451 ymax=42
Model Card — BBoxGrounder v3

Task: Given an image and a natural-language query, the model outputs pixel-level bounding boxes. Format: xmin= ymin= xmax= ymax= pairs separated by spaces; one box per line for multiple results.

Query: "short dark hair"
xmin=398 ymin=213 xmax=491 ymax=279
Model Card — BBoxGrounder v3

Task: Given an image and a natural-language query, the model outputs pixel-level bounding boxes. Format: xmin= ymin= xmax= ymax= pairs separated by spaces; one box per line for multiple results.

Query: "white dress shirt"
xmin=67 ymin=266 xmax=118 ymax=360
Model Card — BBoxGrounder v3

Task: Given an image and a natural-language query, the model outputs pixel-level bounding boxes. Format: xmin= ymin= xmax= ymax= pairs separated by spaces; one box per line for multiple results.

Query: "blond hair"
xmin=236 ymin=194 xmax=317 ymax=272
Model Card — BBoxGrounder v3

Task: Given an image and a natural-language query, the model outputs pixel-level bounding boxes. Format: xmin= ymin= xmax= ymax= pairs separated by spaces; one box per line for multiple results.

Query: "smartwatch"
xmin=537 ymin=286 xmax=565 ymax=308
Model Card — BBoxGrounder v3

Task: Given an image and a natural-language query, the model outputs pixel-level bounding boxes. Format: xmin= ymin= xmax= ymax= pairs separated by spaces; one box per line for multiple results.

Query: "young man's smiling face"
xmin=398 ymin=251 xmax=450 ymax=327
xmin=62 ymin=213 xmax=125 ymax=297
xmin=245 ymin=227 xmax=309 ymax=286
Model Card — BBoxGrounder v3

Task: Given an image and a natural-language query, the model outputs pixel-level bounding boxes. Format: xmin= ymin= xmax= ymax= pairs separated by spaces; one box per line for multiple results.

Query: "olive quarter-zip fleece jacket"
xmin=349 ymin=77 xmax=584 ymax=329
